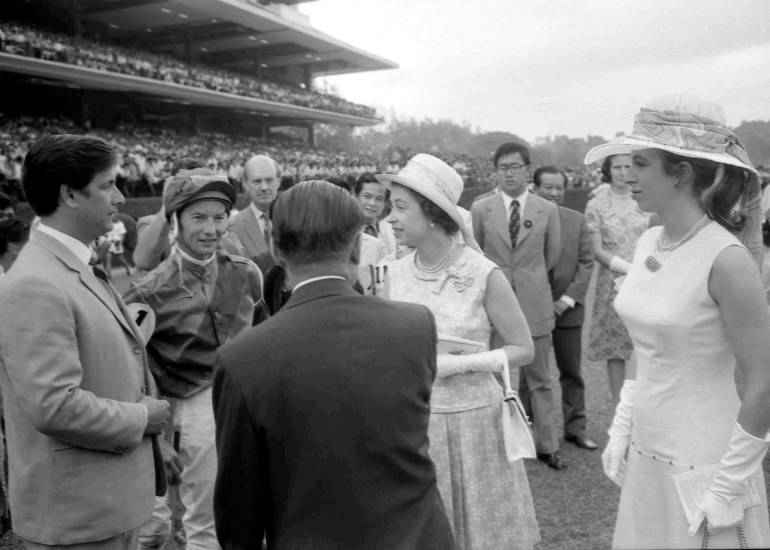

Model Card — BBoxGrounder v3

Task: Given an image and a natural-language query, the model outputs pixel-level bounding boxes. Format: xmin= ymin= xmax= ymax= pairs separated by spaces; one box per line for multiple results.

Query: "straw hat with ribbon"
xmin=375 ymin=153 xmax=480 ymax=252
xmin=584 ymin=90 xmax=762 ymax=268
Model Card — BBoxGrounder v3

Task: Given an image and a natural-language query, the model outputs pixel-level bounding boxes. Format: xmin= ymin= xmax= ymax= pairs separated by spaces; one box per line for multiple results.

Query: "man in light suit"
xmin=213 ymin=181 xmax=455 ymax=549
xmin=471 ymin=142 xmax=565 ymax=470
xmin=0 ymin=135 xmax=170 ymax=549
xmin=227 ymin=154 xmax=280 ymax=274
xmin=533 ymin=166 xmax=597 ymax=451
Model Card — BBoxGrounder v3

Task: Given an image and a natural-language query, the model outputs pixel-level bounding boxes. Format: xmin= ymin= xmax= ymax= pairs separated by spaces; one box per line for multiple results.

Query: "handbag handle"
xmin=500 ymin=352 xmax=532 ymax=430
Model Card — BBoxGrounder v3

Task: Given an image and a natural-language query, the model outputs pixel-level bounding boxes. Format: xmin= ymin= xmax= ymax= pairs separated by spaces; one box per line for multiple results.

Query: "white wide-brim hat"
xmin=584 ymin=90 xmax=757 ymax=175
xmin=375 ymin=154 xmax=480 ymax=251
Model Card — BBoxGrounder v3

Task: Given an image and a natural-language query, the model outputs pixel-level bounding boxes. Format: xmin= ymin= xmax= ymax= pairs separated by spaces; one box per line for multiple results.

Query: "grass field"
xmin=1 ymin=266 xmax=767 ymax=549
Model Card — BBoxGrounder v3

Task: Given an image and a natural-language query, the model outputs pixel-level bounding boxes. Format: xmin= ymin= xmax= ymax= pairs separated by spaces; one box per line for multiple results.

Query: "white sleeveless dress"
xmin=386 ymin=246 xmax=540 ymax=550
xmin=613 ymin=222 xmax=770 ymax=549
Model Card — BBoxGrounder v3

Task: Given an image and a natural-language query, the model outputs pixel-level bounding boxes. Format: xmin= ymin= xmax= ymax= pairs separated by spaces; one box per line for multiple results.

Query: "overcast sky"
xmin=299 ymin=0 xmax=770 ymax=143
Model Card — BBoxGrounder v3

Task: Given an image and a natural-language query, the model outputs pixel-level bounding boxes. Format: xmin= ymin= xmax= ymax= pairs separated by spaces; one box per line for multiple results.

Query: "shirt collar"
xmin=293 ymin=275 xmax=346 ymax=292
xmin=501 ymin=188 xmax=529 ymax=214
xmin=250 ymin=203 xmax=269 ymax=221
xmin=37 ymin=223 xmax=93 ymax=267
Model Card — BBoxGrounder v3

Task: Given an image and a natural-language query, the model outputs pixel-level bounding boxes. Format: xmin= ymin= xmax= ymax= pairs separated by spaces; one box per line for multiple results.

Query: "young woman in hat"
xmin=588 ymin=91 xmax=770 ymax=549
xmin=378 ymin=154 xmax=540 ymax=550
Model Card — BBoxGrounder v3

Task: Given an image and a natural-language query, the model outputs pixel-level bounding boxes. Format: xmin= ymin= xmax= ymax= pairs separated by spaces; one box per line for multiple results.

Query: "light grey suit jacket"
xmin=228 ymin=206 xmax=274 ymax=274
xmin=471 ymin=192 xmax=561 ymax=337
xmin=0 ymin=231 xmax=155 ymax=544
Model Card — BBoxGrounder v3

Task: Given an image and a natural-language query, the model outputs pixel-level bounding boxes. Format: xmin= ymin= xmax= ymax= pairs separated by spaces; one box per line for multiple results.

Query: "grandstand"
xmin=1 ymin=0 xmax=396 ymax=144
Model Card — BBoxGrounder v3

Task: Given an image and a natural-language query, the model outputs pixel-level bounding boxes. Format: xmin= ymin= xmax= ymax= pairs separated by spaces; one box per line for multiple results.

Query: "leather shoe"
xmin=565 ymin=434 xmax=598 ymax=450
xmin=536 ymin=452 xmax=568 ymax=470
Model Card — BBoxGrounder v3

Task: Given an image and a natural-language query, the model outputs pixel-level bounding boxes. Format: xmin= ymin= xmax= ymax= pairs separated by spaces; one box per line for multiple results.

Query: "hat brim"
xmin=585 ymin=137 xmax=757 ymax=174
xmin=376 ymin=173 xmax=465 ymax=232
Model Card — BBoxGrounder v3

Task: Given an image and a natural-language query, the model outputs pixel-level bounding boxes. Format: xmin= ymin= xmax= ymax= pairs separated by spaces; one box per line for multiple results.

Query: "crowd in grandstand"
xmin=0 ymin=115 xmax=520 ymax=198
xmin=0 ymin=21 xmax=379 ymax=119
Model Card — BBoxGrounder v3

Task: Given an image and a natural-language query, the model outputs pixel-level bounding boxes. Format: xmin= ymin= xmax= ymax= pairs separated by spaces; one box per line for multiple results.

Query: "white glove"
xmin=436 ymin=349 xmax=507 ymax=379
xmin=602 ymin=380 xmax=636 ymax=487
xmin=609 ymin=255 xmax=631 ymax=274
xmin=688 ymin=423 xmax=770 ymax=536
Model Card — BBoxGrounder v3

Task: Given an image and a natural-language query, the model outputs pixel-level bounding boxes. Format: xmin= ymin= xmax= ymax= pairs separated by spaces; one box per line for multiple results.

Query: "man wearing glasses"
xmin=471 ymin=142 xmax=565 ymax=470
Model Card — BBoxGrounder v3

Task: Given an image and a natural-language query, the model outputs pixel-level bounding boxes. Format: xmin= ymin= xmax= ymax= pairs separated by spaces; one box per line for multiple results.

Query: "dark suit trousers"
xmin=518 ymin=335 xmax=559 ymax=454
xmin=552 ymin=326 xmax=587 ymax=437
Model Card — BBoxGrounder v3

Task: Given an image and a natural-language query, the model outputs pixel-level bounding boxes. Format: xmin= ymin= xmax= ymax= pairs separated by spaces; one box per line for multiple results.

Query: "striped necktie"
xmin=508 ymin=199 xmax=520 ymax=249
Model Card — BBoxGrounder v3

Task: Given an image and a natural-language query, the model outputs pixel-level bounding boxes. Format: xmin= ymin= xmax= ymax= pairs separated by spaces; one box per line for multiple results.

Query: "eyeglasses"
xmin=496 ymin=163 xmax=527 ymax=175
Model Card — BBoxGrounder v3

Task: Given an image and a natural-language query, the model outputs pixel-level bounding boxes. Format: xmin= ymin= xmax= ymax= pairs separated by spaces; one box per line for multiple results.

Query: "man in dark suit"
xmin=533 ymin=166 xmax=597 ymax=451
xmin=470 ymin=142 xmax=566 ymax=470
xmin=213 ymin=180 xmax=454 ymax=549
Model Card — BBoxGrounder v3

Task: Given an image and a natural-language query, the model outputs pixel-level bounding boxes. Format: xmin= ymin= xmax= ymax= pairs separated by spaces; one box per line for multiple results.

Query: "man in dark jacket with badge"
xmin=124 ymin=168 xmax=268 ymax=550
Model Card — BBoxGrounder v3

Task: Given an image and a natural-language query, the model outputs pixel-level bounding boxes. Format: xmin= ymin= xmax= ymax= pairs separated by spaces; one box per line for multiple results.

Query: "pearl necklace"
xmin=415 ymin=239 xmax=457 ymax=274
xmin=655 ymin=215 xmax=710 ymax=253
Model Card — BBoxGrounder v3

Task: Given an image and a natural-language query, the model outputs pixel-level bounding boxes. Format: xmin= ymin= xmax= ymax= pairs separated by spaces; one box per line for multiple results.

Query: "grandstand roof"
xmin=75 ymin=0 xmax=397 ymax=77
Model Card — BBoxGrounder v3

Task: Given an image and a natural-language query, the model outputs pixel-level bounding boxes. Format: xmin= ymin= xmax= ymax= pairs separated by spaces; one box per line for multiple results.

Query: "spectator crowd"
xmin=0 ymin=21 xmax=379 ymax=119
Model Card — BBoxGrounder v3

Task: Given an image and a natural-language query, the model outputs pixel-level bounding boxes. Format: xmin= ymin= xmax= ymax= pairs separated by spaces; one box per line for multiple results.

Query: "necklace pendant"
xmin=645 ymin=255 xmax=662 ymax=272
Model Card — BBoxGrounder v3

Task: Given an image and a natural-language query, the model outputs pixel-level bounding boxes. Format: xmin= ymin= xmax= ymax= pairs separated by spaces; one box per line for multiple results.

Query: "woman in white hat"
xmin=378 ymin=154 xmax=540 ymax=550
xmin=588 ymin=90 xmax=770 ymax=549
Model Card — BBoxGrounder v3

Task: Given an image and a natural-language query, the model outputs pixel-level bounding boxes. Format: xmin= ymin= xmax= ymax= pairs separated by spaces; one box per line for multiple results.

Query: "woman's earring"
xmin=674 ymin=178 xmax=681 ymax=188
xmin=430 ymin=222 xmax=435 ymax=227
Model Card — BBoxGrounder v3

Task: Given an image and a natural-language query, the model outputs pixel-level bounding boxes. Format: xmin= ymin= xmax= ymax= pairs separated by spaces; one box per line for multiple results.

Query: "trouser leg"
xmin=552 ymin=326 xmax=587 ymax=438
xmin=518 ymin=335 xmax=559 ymax=454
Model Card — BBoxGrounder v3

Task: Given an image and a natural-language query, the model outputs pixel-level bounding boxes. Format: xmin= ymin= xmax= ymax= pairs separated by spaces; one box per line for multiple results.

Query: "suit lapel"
xmin=489 ymin=196 xmax=513 ymax=250
xmin=32 ymin=232 xmax=139 ymax=341
xmin=243 ymin=208 xmax=267 ymax=255
xmin=558 ymin=206 xmax=569 ymax=252
xmin=517 ymin=195 xmax=543 ymax=246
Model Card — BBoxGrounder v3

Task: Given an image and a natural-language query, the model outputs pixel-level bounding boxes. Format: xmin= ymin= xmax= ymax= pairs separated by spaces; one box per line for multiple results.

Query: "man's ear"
xmin=60 ymin=184 xmax=79 ymax=208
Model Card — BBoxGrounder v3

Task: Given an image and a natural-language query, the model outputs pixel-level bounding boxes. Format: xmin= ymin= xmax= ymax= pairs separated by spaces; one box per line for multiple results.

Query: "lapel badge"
xmin=523 ymin=220 xmax=532 ymax=229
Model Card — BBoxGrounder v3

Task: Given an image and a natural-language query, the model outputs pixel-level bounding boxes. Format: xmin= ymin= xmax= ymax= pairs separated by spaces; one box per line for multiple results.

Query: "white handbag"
xmin=501 ymin=356 xmax=536 ymax=462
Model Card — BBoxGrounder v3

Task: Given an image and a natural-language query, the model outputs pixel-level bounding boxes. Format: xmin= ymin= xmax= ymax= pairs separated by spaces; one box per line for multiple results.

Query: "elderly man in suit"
xmin=213 ymin=180 xmax=455 ymax=549
xmin=227 ymin=154 xmax=280 ymax=274
xmin=471 ymin=142 xmax=565 ymax=470
xmin=533 ymin=166 xmax=597 ymax=450
xmin=0 ymin=135 xmax=170 ymax=549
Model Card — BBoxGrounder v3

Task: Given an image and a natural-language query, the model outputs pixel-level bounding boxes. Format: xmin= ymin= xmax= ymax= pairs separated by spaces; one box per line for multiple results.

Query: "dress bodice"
xmin=614 ymin=222 xmax=744 ymax=466
xmin=387 ymin=246 xmax=503 ymax=412
xmin=585 ymin=188 xmax=650 ymax=261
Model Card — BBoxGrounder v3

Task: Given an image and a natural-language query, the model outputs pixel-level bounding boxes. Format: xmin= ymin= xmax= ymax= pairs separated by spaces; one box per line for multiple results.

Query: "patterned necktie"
xmin=363 ymin=223 xmax=378 ymax=237
xmin=262 ymin=213 xmax=272 ymax=248
xmin=508 ymin=199 xmax=521 ymax=249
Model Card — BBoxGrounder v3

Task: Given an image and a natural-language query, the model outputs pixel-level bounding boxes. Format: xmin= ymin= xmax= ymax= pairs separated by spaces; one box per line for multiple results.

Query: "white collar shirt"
xmin=37 ymin=223 xmax=92 ymax=267
xmin=500 ymin=188 xmax=529 ymax=217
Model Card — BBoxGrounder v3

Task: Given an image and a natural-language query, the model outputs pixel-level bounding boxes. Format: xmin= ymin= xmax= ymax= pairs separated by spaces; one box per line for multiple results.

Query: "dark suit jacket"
xmin=471 ymin=192 xmax=561 ymax=337
xmin=213 ymin=278 xmax=454 ymax=550
xmin=550 ymin=206 xmax=594 ymax=328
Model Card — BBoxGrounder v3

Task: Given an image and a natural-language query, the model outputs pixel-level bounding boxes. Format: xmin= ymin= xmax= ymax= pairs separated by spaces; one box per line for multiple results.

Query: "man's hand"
xmin=158 ymin=437 xmax=183 ymax=485
xmin=553 ymin=299 xmax=570 ymax=316
xmin=140 ymin=396 xmax=171 ymax=435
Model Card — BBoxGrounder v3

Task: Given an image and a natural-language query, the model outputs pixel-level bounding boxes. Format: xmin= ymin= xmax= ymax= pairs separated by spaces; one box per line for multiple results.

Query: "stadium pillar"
xmin=70 ymin=0 xmax=82 ymax=38
xmin=185 ymin=30 xmax=197 ymax=63
xmin=303 ymin=65 xmax=312 ymax=91
xmin=79 ymin=91 xmax=91 ymax=127
xmin=307 ymin=123 xmax=316 ymax=148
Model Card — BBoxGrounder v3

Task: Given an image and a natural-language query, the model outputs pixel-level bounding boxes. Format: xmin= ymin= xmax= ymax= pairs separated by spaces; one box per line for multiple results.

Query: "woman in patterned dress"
xmin=377 ymin=154 xmax=540 ymax=550
xmin=584 ymin=154 xmax=650 ymax=405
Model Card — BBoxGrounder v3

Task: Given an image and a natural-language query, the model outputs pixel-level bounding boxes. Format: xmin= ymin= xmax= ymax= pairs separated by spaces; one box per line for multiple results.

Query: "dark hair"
xmin=493 ymin=142 xmax=530 ymax=167
xmin=0 ymin=219 xmax=30 ymax=257
xmin=659 ymin=150 xmax=758 ymax=233
xmin=600 ymin=154 xmax=631 ymax=184
xmin=532 ymin=166 xmax=565 ymax=187
xmin=0 ymin=193 xmax=12 ymax=210
xmin=762 ymin=218 xmax=770 ymax=248
xmin=394 ymin=183 xmax=460 ymax=235
xmin=354 ymin=172 xmax=390 ymax=199
xmin=272 ymin=180 xmax=363 ymax=265
xmin=22 ymin=135 xmax=119 ymax=217
xmin=326 ymin=177 xmax=351 ymax=193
